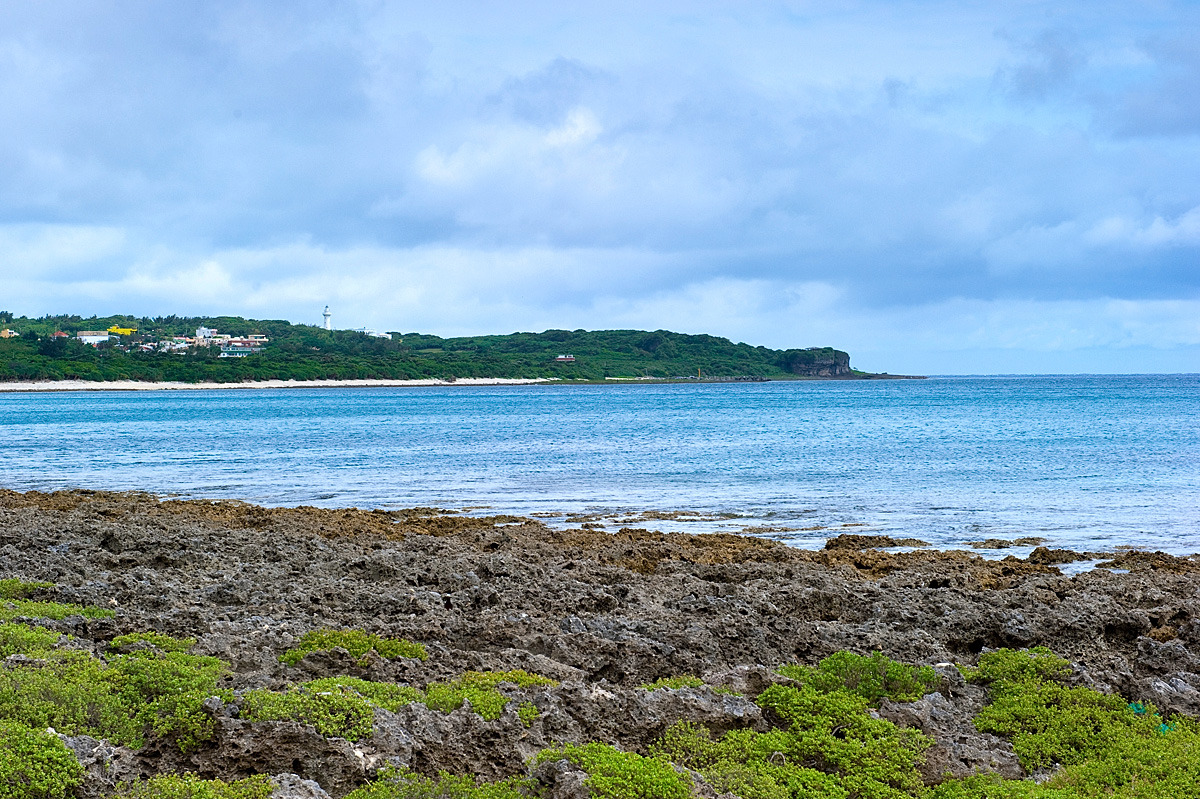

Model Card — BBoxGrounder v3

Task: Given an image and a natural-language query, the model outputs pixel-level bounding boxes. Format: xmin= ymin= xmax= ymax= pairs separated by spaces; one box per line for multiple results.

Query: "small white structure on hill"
xmin=76 ymin=331 xmax=112 ymax=346
xmin=322 ymin=306 xmax=332 ymax=330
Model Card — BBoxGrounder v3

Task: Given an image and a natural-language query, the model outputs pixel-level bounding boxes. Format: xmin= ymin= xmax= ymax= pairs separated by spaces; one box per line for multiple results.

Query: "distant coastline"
xmin=0 ymin=373 xmax=924 ymax=392
xmin=0 ymin=377 xmax=554 ymax=392
xmin=0 ymin=316 xmax=875 ymax=383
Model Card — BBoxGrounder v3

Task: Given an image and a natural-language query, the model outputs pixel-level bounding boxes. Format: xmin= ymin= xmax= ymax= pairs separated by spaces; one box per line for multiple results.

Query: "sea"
xmin=1 ymin=375 xmax=1196 ymax=558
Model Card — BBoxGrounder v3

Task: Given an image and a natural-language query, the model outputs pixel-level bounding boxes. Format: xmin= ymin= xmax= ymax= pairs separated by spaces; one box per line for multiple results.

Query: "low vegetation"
xmin=0 ymin=625 xmax=227 ymax=752
xmin=242 ymin=670 xmax=558 ymax=740
xmin=0 ymin=720 xmax=84 ymax=799
xmin=639 ymin=675 xmax=705 ymax=691
xmin=345 ymin=767 xmax=532 ymax=799
xmin=0 ymin=578 xmax=114 ymax=622
xmin=280 ymin=629 xmax=428 ymax=666
xmin=777 ymin=650 xmax=940 ymax=705
xmin=538 ymin=743 xmax=694 ymax=799
xmin=0 ymin=596 xmax=1195 ymax=799
xmin=116 ymin=775 xmax=274 ymax=799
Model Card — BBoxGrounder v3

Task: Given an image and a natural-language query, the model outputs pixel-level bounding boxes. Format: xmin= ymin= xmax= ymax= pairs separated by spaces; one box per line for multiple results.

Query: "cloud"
xmin=1 ymin=1 xmax=1199 ymax=372
xmin=995 ymin=29 xmax=1087 ymax=101
xmin=1101 ymin=35 xmax=1200 ymax=136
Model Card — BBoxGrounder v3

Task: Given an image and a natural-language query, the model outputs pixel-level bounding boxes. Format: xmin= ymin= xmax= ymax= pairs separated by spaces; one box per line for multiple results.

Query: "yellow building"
xmin=0 ymin=328 xmax=17 ymax=338
xmin=107 ymin=325 xmax=137 ymax=336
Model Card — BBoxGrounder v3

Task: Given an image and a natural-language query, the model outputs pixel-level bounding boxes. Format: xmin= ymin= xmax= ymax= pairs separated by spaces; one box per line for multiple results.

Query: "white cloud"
xmin=1086 ymin=206 xmax=1200 ymax=247
xmin=0 ymin=224 xmax=127 ymax=275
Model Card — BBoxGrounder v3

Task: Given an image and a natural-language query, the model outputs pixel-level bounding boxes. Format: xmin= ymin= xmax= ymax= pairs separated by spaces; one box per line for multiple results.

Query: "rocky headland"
xmin=1 ymin=489 xmax=1198 ymax=798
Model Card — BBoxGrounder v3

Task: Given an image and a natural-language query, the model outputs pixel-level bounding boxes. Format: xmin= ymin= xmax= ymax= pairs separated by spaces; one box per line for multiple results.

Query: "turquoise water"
xmin=0 ymin=375 xmax=1196 ymax=554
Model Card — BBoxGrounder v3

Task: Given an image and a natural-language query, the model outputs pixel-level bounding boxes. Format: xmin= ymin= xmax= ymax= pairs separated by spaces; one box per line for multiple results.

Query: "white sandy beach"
xmin=0 ymin=377 xmax=555 ymax=392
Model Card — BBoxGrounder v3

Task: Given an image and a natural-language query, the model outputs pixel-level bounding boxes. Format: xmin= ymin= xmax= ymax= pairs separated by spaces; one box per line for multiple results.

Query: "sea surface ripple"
xmin=1 ymin=375 xmax=1196 ymax=555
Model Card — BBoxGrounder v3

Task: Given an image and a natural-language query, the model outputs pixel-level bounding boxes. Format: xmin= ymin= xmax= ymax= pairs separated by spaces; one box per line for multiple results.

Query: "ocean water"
xmin=0 ymin=375 xmax=1196 ymax=556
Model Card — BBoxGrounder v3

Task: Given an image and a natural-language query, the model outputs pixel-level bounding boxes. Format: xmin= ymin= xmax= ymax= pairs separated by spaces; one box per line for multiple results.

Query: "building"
xmin=555 ymin=354 xmax=576 ymax=362
xmin=77 ymin=331 xmax=113 ymax=346
xmin=0 ymin=329 xmax=18 ymax=338
xmin=323 ymin=306 xmax=332 ymax=331
xmin=107 ymin=325 xmax=137 ymax=336
xmin=218 ymin=344 xmax=256 ymax=358
xmin=225 ymin=338 xmax=266 ymax=352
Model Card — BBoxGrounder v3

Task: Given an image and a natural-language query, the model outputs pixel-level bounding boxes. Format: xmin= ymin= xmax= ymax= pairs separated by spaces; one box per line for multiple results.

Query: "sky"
xmin=1 ymin=1 xmax=1199 ymax=374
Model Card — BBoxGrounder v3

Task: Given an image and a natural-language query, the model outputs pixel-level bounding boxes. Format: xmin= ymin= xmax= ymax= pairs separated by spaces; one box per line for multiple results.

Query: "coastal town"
xmin=1 ymin=324 xmax=270 ymax=357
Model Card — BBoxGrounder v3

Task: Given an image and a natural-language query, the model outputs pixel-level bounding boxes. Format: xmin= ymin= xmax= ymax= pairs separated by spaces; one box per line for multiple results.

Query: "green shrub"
xmin=0 ymin=598 xmax=115 ymax=622
xmin=306 ymin=676 xmax=423 ymax=712
xmin=110 ymin=632 xmax=197 ymax=653
xmin=0 ymin=631 xmax=226 ymax=751
xmin=640 ymin=675 xmax=704 ymax=691
xmin=963 ymin=647 xmax=1072 ymax=686
xmin=423 ymin=670 xmax=558 ymax=721
xmin=241 ymin=681 xmax=378 ymax=741
xmin=646 ymin=679 xmax=931 ymax=799
xmin=537 ymin=742 xmax=693 ymax=799
xmin=344 ymin=767 xmax=531 ymax=799
xmin=0 ymin=649 xmax=140 ymax=745
xmin=242 ymin=670 xmax=555 ymax=740
xmin=0 ymin=579 xmax=53 ymax=600
xmin=759 ymin=683 xmax=930 ymax=797
xmin=650 ymin=723 xmax=843 ymax=799
xmin=116 ymin=774 xmax=274 ymax=799
xmin=961 ymin=647 xmax=1200 ymax=797
xmin=108 ymin=648 xmax=229 ymax=751
xmin=0 ymin=623 xmax=60 ymax=658
xmin=280 ymin=629 xmax=427 ymax=666
xmin=0 ymin=720 xmax=84 ymax=799
xmin=1050 ymin=717 xmax=1200 ymax=798
xmin=518 ymin=701 xmax=539 ymax=728
xmin=777 ymin=650 xmax=937 ymax=705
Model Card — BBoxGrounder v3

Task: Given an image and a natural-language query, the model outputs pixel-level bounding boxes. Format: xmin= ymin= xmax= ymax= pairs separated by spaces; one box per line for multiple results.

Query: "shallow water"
xmin=0 ymin=375 xmax=1196 ymax=554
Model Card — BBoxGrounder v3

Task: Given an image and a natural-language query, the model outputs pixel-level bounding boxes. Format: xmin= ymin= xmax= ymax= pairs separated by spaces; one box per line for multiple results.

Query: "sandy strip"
xmin=0 ymin=377 xmax=556 ymax=392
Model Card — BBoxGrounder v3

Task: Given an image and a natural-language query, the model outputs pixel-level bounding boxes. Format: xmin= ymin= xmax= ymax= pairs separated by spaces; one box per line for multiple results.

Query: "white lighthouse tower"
xmin=322 ymin=306 xmax=332 ymax=331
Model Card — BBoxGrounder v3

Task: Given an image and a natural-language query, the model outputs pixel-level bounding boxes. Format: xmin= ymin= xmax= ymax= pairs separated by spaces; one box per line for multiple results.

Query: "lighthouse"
xmin=322 ymin=306 xmax=332 ymax=331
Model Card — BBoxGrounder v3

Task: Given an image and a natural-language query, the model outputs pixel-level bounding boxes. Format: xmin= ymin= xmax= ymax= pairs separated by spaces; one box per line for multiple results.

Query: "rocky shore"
xmin=2 ymin=489 xmax=1198 ymax=798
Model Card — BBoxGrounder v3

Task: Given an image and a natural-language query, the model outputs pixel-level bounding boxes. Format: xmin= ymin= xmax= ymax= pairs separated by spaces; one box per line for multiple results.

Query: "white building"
xmin=76 ymin=331 xmax=113 ymax=346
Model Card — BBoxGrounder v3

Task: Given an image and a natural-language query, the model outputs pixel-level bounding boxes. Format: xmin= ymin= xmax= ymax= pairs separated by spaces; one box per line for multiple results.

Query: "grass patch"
xmin=0 ymin=577 xmax=114 ymax=620
xmin=280 ymin=629 xmax=427 ymax=666
xmin=646 ymin=655 xmax=934 ymax=799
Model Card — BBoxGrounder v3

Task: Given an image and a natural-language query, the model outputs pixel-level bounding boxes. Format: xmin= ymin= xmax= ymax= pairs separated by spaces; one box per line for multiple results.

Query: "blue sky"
xmin=1 ymin=1 xmax=1198 ymax=374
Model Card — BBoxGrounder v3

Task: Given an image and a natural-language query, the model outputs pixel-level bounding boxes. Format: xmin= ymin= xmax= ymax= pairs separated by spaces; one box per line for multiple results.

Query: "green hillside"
xmin=0 ymin=312 xmax=860 ymax=383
